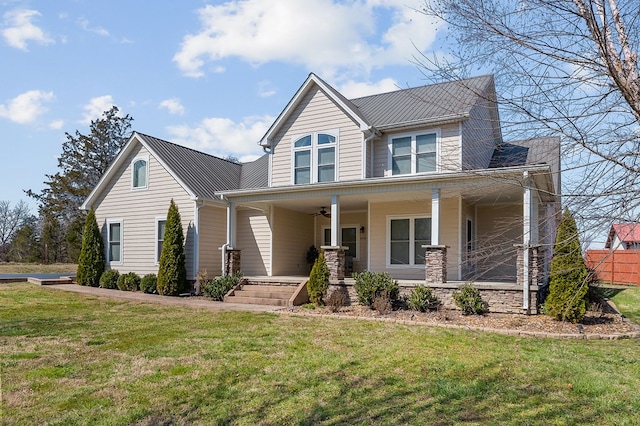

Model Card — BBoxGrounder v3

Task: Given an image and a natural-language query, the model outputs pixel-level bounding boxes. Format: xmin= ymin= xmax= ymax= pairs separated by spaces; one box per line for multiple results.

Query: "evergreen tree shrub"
xmin=353 ymin=271 xmax=399 ymax=308
xmin=99 ymin=269 xmax=119 ymax=289
xmin=452 ymin=283 xmax=487 ymax=315
xmin=76 ymin=209 xmax=105 ymax=287
xmin=117 ymin=272 xmax=140 ymax=291
xmin=407 ymin=285 xmax=440 ymax=312
xmin=156 ymin=200 xmax=187 ymax=296
xmin=544 ymin=208 xmax=589 ymax=323
xmin=308 ymin=253 xmax=330 ymax=305
xmin=140 ymin=274 xmax=158 ymax=294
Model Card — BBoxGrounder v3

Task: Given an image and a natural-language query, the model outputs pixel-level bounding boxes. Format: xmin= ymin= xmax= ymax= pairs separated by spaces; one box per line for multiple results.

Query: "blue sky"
xmin=1 ymin=0 xmax=446 ymax=213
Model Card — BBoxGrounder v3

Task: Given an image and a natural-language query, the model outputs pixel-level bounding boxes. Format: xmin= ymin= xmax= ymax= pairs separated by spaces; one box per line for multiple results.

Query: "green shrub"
xmin=76 ymin=209 xmax=105 ymax=287
xmin=140 ymin=274 xmax=157 ymax=294
xmin=353 ymin=271 xmax=399 ymax=308
xmin=407 ymin=285 xmax=440 ymax=312
xmin=157 ymin=199 xmax=187 ymax=296
xmin=117 ymin=272 xmax=140 ymax=291
xmin=544 ymin=208 xmax=589 ymax=323
xmin=202 ymin=272 xmax=242 ymax=301
xmin=99 ymin=269 xmax=119 ymax=289
xmin=453 ymin=283 xmax=487 ymax=315
xmin=308 ymin=253 xmax=330 ymax=305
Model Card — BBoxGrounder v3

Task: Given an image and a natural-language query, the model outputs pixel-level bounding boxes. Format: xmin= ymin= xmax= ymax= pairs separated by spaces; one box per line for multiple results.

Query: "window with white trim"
xmin=132 ymin=157 xmax=148 ymax=189
xmin=323 ymin=226 xmax=358 ymax=259
xmin=107 ymin=220 xmax=123 ymax=263
xmin=389 ymin=132 xmax=438 ymax=175
xmin=292 ymin=132 xmax=337 ymax=184
xmin=387 ymin=216 xmax=431 ymax=266
xmin=156 ymin=219 xmax=166 ymax=263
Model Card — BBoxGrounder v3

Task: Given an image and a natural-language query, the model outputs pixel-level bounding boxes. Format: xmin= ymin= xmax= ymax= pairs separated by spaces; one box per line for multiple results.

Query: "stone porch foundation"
xmin=326 ymin=281 xmax=539 ymax=314
xmin=321 ymin=246 xmax=347 ymax=280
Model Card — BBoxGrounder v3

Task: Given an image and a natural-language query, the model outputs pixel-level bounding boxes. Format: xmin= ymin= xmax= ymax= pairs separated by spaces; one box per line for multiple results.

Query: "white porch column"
xmin=330 ymin=195 xmax=340 ymax=246
xmin=431 ymin=188 xmax=440 ymax=246
xmin=522 ymin=172 xmax=534 ymax=311
xmin=226 ymin=201 xmax=237 ymax=248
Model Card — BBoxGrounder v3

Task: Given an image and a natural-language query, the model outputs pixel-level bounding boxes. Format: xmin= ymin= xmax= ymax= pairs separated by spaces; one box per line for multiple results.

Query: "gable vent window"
xmin=132 ymin=157 xmax=148 ymax=189
xmin=390 ymin=132 xmax=438 ymax=175
xmin=292 ymin=132 xmax=337 ymax=184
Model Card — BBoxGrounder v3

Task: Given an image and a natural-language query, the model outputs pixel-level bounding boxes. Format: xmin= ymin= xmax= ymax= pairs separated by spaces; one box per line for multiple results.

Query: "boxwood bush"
xmin=407 ymin=285 xmax=440 ymax=312
xmin=453 ymin=283 xmax=487 ymax=315
xmin=202 ymin=272 xmax=242 ymax=301
xmin=99 ymin=269 xmax=119 ymax=289
xmin=353 ymin=271 xmax=399 ymax=308
xmin=117 ymin=272 xmax=140 ymax=292
xmin=140 ymin=274 xmax=157 ymax=294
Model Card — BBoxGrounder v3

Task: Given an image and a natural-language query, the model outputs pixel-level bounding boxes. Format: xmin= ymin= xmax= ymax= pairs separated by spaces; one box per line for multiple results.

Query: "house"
xmin=82 ymin=73 xmax=561 ymax=313
xmin=605 ymin=223 xmax=640 ymax=250
xmin=585 ymin=223 xmax=640 ymax=286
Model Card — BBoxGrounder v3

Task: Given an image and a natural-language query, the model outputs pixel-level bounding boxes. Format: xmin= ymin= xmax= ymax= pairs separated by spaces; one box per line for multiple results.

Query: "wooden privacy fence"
xmin=585 ymin=250 xmax=640 ymax=286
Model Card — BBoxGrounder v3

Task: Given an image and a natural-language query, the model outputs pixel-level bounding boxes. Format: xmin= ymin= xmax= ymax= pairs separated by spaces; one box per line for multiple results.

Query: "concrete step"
xmin=226 ymin=295 xmax=289 ymax=306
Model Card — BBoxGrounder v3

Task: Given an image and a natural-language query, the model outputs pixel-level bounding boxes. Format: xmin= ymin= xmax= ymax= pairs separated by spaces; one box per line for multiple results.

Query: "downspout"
xmin=364 ymin=127 xmax=377 ymax=178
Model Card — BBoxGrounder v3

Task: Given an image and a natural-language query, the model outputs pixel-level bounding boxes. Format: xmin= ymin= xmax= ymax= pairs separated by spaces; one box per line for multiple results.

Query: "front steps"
xmin=224 ymin=278 xmax=308 ymax=307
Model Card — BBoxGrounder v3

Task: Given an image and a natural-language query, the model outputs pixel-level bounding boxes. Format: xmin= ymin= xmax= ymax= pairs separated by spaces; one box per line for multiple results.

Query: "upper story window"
xmin=292 ymin=132 xmax=337 ymax=184
xmin=132 ymin=157 xmax=148 ymax=189
xmin=389 ymin=131 xmax=438 ymax=176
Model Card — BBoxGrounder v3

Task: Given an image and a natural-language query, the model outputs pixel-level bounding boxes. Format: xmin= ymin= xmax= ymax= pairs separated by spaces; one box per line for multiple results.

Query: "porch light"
xmin=360 ymin=226 xmax=365 ymax=234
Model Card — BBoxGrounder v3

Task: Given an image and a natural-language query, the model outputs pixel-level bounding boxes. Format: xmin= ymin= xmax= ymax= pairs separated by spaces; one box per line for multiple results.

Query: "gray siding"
xmin=461 ymin=95 xmax=499 ymax=170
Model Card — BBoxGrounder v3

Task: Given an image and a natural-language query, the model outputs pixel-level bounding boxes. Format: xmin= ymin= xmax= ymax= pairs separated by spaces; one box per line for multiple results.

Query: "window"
xmin=292 ymin=132 xmax=337 ymax=184
xmin=156 ymin=219 xmax=166 ymax=263
xmin=388 ymin=216 xmax=431 ymax=266
xmin=389 ymin=132 xmax=438 ymax=175
xmin=323 ymin=226 xmax=358 ymax=259
xmin=132 ymin=157 xmax=148 ymax=189
xmin=107 ymin=220 xmax=122 ymax=263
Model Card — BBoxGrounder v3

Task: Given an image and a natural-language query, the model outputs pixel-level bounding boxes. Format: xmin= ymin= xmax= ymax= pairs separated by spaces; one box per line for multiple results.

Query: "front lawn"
xmin=0 ymin=262 xmax=77 ymax=274
xmin=600 ymin=284 xmax=640 ymax=324
xmin=2 ymin=283 xmax=640 ymax=425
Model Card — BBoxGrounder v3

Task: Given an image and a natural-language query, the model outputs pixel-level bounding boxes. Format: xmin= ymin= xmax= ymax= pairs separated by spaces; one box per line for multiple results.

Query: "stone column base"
xmin=423 ymin=245 xmax=447 ymax=285
xmin=224 ymin=248 xmax=241 ymax=276
xmin=321 ymin=246 xmax=347 ymax=281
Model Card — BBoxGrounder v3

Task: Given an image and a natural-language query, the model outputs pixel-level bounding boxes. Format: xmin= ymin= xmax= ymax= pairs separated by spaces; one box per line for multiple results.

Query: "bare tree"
xmin=0 ymin=200 xmax=31 ymax=261
xmin=421 ymin=0 xmax=640 ymax=245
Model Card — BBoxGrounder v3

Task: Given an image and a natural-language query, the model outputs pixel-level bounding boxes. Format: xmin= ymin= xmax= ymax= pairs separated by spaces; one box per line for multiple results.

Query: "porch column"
xmin=330 ymin=195 xmax=340 ymax=246
xmin=224 ymin=248 xmax=241 ymax=276
xmin=226 ymin=201 xmax=237 ymax=248
xmin=521 ymin=172 xmax=539 ymax=313
xmin=423 ymin=245 xmax=447 ymax=284
xmin=431 ymin=188 xmax=440 ymax=245
xmin=321 ymin=246 xmax=347 ymax=281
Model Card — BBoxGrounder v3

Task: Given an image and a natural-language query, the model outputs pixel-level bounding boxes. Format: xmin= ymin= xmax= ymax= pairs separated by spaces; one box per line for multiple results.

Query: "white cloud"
xmin=77 ymin=18 xmax=110 ymax=37
xmin=159 ymin=98 xmax=185 ymax=115
xmin=258 ymin=81 xmax=277 ymax=98
xmin=339 ymin=77 xmax=400 ymax=98
xmin=166 ymin=114 xmax=274 ymax=162
xmin=0 ymin=90 xmax=54 ymax=124
xmin=2 ymin=9 xmax=54 ymax=50
xmin=173 ymin=0 xmax=441 ymax=79
xmin=49 ymin=119 xmax=64 ymax=130
xmin=81 ymin=95 xmax=117 ymax=124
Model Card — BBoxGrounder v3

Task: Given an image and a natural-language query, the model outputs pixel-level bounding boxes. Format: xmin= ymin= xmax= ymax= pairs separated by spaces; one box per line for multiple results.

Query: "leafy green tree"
xmin=308 ymin=253 xmax=330 ymax=305
xmin=157 ymin=200 xmax=187 ymax=296
xmin=27 ymin=106 xmax=133 ymax=262
xmin=8 ymin=221 xmax=39 ymax=262
xmin=76 ymin=209 xmax=105 ymax=287
xmin=545 ymin=208 xmax=589 ymax=323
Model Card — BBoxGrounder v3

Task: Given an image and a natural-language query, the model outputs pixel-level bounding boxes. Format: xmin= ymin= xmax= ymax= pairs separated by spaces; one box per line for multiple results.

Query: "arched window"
xmin=292 ymin=132 xmax=337 ymax=184
xmin=132 ymin=158 xmax=148 ymax=188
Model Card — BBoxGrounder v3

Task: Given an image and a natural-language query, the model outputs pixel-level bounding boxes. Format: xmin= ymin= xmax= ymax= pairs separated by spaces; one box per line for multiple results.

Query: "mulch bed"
xmin=288 ymin=303 xmax=640 ymax=339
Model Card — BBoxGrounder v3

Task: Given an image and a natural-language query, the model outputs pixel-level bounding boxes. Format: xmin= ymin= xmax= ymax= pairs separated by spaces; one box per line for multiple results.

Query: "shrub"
xmin=99 ymin=269 xmax=119 ymax=289
xmin=76 ymin=209 xmax=105 ymax=287
xmin=326 ymin=287 xmax=347 ymax=312
xmin=202 ymin=272 xmax=242 ymax=301
xmin=157 ymin=199 xmax=187 ymax=296
xmin=353 ymin=271 xmax=399 ymax=308
xmin=407 ymin=285 xmax=440 ymax=312
xmin=453 ymin=283 xmax=487 ymax=315
xmin=373 ymin=291 xmax=393 ymax=314
xmin=544 ymin=208 xmax=589 ymax=323
xmin=140 ymin=274 xmax=157 ymax=294
xmin=308 ymin=253 xmax=330 ymax=305
xmin=117 ymin=272 xmax=140 ymax=291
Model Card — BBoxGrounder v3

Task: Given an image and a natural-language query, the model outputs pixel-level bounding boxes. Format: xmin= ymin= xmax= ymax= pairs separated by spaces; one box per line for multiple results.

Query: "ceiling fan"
xmin=311 ymin=206 xmax=331 ymax=218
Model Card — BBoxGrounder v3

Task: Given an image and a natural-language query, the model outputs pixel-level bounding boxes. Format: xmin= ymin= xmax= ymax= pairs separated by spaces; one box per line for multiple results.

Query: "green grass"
xmin=599 ymin=284 xmax=640 ymax=324
xmin=2 ymin=283 xmax=640 ymax=425
xmin=0 ymin=262 xmax=77 ymax=274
